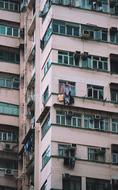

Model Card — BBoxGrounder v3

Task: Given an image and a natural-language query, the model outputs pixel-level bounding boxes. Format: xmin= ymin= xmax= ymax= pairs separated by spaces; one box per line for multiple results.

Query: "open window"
xmin=58 ymin=80 xmax=75 ymax=105
xmin=110 ymin=27 xmax=118 ymax=44
xmin=110 ymin=83 xmax=118 ymax=103
xmin=110 ymin=54 xmax=118 ymax=74
xmin=111 ymin=144 xmax=118 ymax=165
xmin=63 ymin=174 xmax=81 ymax=190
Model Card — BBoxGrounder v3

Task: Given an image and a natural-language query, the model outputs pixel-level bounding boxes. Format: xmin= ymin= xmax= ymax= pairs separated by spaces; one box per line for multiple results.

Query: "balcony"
xmin=41 ymin=93 xmax=118 ymax=114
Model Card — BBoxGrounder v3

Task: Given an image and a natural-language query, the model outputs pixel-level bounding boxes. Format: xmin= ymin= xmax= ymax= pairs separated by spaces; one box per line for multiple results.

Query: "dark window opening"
xmin=63 ymin=175 xmax=81 ymax=190
xmin=110 ymin=54 xmax=118 ymax=74
xmin=86 ymin=178 xmax=111 ymax=190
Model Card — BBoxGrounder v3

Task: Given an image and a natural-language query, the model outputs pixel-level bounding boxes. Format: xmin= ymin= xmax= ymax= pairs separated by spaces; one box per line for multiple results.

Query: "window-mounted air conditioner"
xmin=65 ymin=111 xmax=73 ymax=118
xmin=4 ymin=144 xmax=12 ymax=151
xmin=94 ymin=114 xmax=102 ymax=120
xmin=5 ymin=169 xmax=13 ymax=176
xmin=62 ymin=173 xmax=70 ymax=179
xmin=81 ymin=30 xmax=91 ymax=39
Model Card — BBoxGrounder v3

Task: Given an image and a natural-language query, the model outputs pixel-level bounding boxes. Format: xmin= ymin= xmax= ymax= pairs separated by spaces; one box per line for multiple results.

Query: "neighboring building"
xmin=0 ymin=0 xmax=20 ymax=190
xmin=0 ymin=0 xmax=118 ymax=190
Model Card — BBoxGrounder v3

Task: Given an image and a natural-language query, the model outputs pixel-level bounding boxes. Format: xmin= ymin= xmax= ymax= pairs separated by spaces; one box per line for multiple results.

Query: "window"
xmin=0 ymin=131 xmax=17 ymax=142
xmin=59 ymin=80 xmax=75 ymax=96
xmin=0 ymin=186 xmax=17 ymax=190
xmin=82 ymin=55 xmax=108 ymax=71
xmin=58 ymin=51 xmax=76 ymax=66
xmin=86 ymin=178 xmax=110 ymax=190
xmin=112 ymin=119 xmax=118 ymax=133
xmin=84 ymin=115 xmax=109 ymax=131
xmin=110 ymin=83 xmax=118 ymax=103
xmin=87 ymin=85 xmax=104 ymax=100
xmin=110 ymin=54 xmax=118 ymax=74
xmin=88 ymin=147 xmax=106 ymax=162
xmin=110 ymin=27 xmax=118 ymax=44
xmin=0 ymin=1 xmax=19 ymax=12
xmin=42 ymin=146 xmax=51 ymax=168
xmin=41 ymin=114 xmax=50 ymax=138
xmin=42 ymin=19 xmax=109 ymax=50
xmin=44 ymin=59 xmax=51 ymax=75
xmin=58 ymin=144 xmax=69 ymax=157
xmin=0 ymin=24 xmax=19 ymax=37
xmin=111 ymin=144 xmax=118 ymax=164
xmin=56 ymin=111 xmax=81 ymax=127
xmin=63 ymin=175 xmax=81 ymax=190
xmin=0 ymin=74 xmax=19 ymax=89
xmin=112 ymin=153 xmax=118 ymax=164
xmin=0 ymin=49 xmax=19 ymax=64
xmin=0 ymin=102 xmax=19 ymax=116
xmin=111 ymin=89 xmax=118 ymax=103
xmin=43 ymin=86 xmax=49 ymax=105
xmin=81 ymin=25 xmax=107 ymax=42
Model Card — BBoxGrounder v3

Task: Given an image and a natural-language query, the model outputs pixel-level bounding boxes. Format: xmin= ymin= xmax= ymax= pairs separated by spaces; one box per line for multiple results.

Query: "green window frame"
xmin=42 ymin=146 xmax=51 ymax=168
xmin=0 ymin=102 xmax=19 ymax=116
xmin=56 ymin=111 xmax=81 ymax=127
xmin=112 ymin=119 xmax=118 ymax=133
xmin=0 ymin=49 xmax=20 ymax=64
xmin=86 ymin=178 xmax=110 ymax=190
xmin=41 ymin=114 xmax=50 ymax=138
xmin=0 ymin=74 xmax=19 ymax=89
xmin=0 ymin=24 xmax=19 ymax=38
xmin=84 ymin=115 xmax=109 ymax=131
xmin=87 ymin=84 xmax=104 ymax=100
xmin=58 ymin=51 xmax=75 ymax=66
xmin=88 ymin=147 xmax=105 ymax=162
xmin=0 ymin=0 xmax=19 ymax=12
xmin=42 ymin=20 xmax=109 ymax=50
xmin=43 ymin=86 xmax=49 ymax=105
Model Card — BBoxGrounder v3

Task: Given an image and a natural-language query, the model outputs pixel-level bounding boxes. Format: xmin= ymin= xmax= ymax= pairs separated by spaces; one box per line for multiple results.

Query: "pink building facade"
xmin=0 ymin=0 xmax=118 ymax=190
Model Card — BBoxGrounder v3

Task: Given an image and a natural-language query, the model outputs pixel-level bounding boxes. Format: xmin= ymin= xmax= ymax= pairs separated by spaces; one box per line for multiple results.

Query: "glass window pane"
xmin=7 ymin=27 xmax=12 ymax=36
xmin=0 ymin=2 xmax=4 ymax=8
xmin=13 ymin=28 xmax=19 ymax=37
xmin=73 ymin=26 xmax=79 ymax=36
xmin=5 ymin=2 xmax=8 ymax=9
xmin=0 ymin=25 xmax=5 ymax=35
xmin=67 ymin=25 xmax=72 ymax=35
xmin=60 ymin=25 xmax=65 ymax=34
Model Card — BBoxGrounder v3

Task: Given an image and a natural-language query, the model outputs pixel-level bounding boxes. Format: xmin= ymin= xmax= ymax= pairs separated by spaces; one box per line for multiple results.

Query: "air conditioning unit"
xmin=62 ymin=173 xmax=70 ymax=179
xmin=4 ymin=144 xmax=12 ymax=151
xmin=94 ymin=114 xmax=102 ymax=120
xmin=70 ymin=144 xmax=77 ymax=148
xmin=81 ymin=52 xmax=89 ymax=60
xmin=65 ymin=111 xmax=73 ymax=117
xmin=81 ymin=30 xmax=91 ymax=39
xmin=100 ymin=147 xmax=105 ymax=152
xmin=5 ymin=169 xmax=13 ymax=176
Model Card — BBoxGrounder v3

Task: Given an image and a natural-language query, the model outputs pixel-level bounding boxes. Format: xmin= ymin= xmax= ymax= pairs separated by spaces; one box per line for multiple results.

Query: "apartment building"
xmin=0 ymin=0 xmax=118 ymax=190
xmin=35 ymin=0 xmax=118 ymax=190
